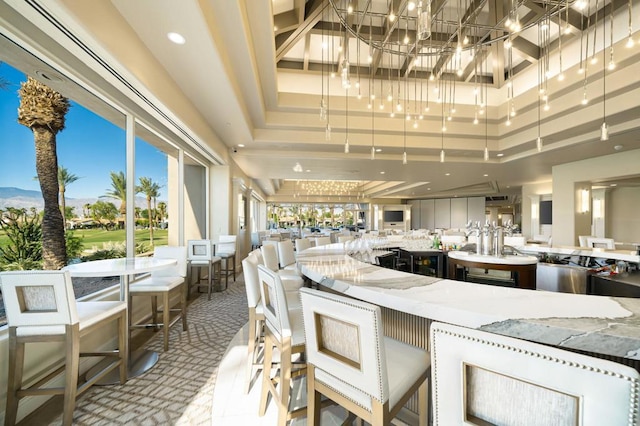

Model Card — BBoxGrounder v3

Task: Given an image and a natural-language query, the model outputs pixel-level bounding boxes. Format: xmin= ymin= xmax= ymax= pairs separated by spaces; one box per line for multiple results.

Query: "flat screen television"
xmin=383 ymin=210 xmax=404 ymax=223
xmin=540 ymin=201 xmax=552 ymax=225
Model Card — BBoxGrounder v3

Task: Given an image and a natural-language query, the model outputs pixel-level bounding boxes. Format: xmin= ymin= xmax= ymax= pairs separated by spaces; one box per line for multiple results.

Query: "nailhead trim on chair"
xmin=302 ymin=290 xmax=386 ymax=406
xmin=431 ymin=327 xmax=640 ymax=426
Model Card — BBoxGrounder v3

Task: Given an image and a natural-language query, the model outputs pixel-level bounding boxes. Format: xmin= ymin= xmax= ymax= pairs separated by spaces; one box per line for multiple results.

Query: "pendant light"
xmin=600 ymin=7 xmax=609 ymax=141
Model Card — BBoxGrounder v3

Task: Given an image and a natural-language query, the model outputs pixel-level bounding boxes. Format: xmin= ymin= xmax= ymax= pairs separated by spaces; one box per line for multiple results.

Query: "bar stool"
xmin=241 ymin=254 xmax=265 ymax=393
xmin=0 ymin=270 xmax=127 ymax=426
xmin=256 ymin=265 xmax=307 ymax=426
xmin=216 ymin=235 xmax=237 ymax=289
xmin=430 ymin=322 xmax=640 ymax=425
xmin=299 ymin=287 xmax=430 ymax=426
xmin=187 ymin=239 xmax=221 ymax=300
xmin=129 ymin=246 xmax=188 ymax=352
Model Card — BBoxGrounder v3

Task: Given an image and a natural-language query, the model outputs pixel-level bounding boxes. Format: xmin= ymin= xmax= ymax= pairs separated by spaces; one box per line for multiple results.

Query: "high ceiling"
xmin=3 ymin=0 xmax=640 ymax=202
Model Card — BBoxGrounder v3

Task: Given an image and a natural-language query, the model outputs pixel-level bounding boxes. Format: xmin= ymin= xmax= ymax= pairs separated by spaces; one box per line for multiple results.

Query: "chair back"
xmin=277 ymin=240 xmax=296 ymax=268
xmin=257 ymin=265 xmax=292 ymax=341
xmin=261 ymin=243 xmax=280 ymax=272
xmin=242 ymin=254 xmax=261 ymax=309
xmin=299 ymin=287 xmax=388 ymax=404
xmin=430 ymin=322 xmax=640 ymax=426
xmin=217 ymin=235 xmax=237 ymax=255
xmin=338 ymin=236 xmax=354 ymax=244
xmin=295 ymin=238 xmax=312 ymax=253
xmin=0 ymin=270 xmax=79 ymax=330
xmin=586 ymin=237 xmax=615 ymax=249
xmin=187 ymin=239 xmax=213 ymax=262
xmin=152 ymin=245 xmax=187 ymax=278
xmin=314 ymin=236 xmax=331 ymax=247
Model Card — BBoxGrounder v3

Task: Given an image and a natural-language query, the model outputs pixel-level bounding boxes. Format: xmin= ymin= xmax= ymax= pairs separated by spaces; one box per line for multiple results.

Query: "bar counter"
xmin=296 ymin=244 xmax=640 ymax=363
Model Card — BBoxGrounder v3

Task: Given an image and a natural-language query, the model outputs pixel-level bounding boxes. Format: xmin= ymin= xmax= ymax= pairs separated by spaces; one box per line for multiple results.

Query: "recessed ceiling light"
xmin=614 ymin=144 xmax=623 ymax=151
xmin=445 ymin=173 xmax=450 ymax=176
xmin=305 ymin=169 xmax=311 ymax=172
xmin=35 ymin=70 xmax=64 ymax=82
xmin=483 ymin=174 xmax=489 ymax=177
xmin=376 ymin=148 xmax=382 ymax=152
xmin=610 ymin=183 xmax=617 ymax=187
xmin=496 ymin=153 xmax=504 ymax=157
xmin=380 ymin=171 xmax=385 ymax=174
xmin=237 ymin=144 xmax=245 ymax=148
xmin=427 ymin=188 xmax=431 ymax=190
xmin=167 ymin=32 xmax=186 ymax=45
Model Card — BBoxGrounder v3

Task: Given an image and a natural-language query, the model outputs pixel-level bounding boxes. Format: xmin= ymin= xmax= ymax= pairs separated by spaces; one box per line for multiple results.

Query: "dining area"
xmin=0 ymin=235 xmax=240 ymax=425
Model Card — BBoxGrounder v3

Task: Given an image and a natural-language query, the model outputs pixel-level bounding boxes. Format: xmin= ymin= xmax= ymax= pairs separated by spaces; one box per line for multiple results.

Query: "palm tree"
xmin=137 ymin=177 xmax=161 ymax=245
xmin=58 ymin=166 xmax=80 ymax=228
xmin=157 ymin=201 xmax=167 ymax=225
xmin=83 ymin=203 xmax=91 ymax=218
xmin=104 ymin=171 xmax=127 ymax=216
xmin=18 ymin=76 xmax=70 ymax=270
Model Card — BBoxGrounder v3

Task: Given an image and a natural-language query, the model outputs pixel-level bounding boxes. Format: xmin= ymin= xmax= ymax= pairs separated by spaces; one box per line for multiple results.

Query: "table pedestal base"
xmin=88 ymin=348 xmax=159 ymax=385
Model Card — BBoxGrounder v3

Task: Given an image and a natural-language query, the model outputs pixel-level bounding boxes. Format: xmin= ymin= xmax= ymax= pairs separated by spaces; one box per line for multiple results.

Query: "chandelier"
xmin=291 ymin=180 xmax=364 ymax=197
xmin=317 ymin=0 xmax=634 ymax=161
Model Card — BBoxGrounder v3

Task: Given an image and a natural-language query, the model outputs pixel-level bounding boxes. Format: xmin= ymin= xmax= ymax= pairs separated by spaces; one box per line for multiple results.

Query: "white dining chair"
xmin=313 ymin=236 xmax=331 ymax=247
xmin=294 ymin=237 xmax=312 ymax=253
xmin=260 ymin=244 xmax=304 ymax=293
xmin=0 ymin=270 xmax=127 ymax=426
xmin=430 ymin=322 xmax=640 ymax=426
xmin=276 ymin=240 xmax=300 ymax=274
xmin=129 ymin=246 xmax=188 ymax=352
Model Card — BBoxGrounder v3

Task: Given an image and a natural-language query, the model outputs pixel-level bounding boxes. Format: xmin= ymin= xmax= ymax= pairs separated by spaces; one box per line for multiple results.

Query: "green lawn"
xmin=0 ymin=228 xmax=168 ymax=254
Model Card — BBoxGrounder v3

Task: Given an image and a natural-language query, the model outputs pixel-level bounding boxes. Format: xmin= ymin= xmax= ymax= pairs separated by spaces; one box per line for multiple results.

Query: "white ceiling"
xmin=6 ymin=0 xmax=640 ymax=202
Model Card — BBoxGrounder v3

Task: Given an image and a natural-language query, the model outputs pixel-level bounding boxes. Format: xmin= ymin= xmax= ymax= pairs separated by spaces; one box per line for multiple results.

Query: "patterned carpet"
xmin=41 ymin=277 xmax=249 ymax=425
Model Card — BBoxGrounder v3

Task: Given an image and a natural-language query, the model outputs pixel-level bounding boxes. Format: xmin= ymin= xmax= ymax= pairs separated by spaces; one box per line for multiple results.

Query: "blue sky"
xmin=0 ymin=62 xmax=168 ymax=200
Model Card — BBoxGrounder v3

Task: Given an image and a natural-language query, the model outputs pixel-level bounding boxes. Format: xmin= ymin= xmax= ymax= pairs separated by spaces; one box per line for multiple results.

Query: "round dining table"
xmin=63 ymin=257 xmax=176 ymax=381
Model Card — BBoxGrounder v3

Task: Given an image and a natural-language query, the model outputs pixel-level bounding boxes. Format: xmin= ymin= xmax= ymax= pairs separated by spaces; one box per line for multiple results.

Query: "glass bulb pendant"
xmin=344 ymin=139 xmax=350 ymax=153
xmin=417 ymin=1 xmax=432 ymax=41
xmin=325 ymin=123 xmax=332 ymax=140
xmin=402 ymin=151 xmax=407 ymax=164
xmin=371 ymin=146 xmax=375 ymax=160
xmin=600 ymin=122 xmax=609 ymax=141
xmin=536 ymin=136 xmax=543 ymax=152
xmin=440 ymin=149 xmax=445 ymax=163
xmin=484 ymin=146 xmax=489 ymax=161
xmin=340 ymin=59 xmax=351 ymax=89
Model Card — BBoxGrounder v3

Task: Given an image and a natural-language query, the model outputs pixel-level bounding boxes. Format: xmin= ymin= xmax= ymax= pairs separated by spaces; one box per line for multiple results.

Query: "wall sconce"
xmin=580 ymin=189 xmax=590 ymax=214
xmin=531 ymin=203 xmax=538 ymax=220
xmin=593 ymin=198 xmax=603 ymax=219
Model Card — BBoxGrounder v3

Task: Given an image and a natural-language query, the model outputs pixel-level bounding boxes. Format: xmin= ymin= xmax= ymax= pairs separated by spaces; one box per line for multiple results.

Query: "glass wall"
xmin=266 ymin=202 xmax=368 ymax=230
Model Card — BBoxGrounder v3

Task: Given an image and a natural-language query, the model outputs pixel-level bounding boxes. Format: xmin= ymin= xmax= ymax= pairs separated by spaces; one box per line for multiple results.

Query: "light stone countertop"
xmin=297 ymin=244 xmax=640 ymax=361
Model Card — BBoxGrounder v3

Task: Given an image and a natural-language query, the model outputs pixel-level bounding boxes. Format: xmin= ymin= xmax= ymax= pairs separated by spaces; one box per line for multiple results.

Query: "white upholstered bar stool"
xmin=277 ymin=240 xmax=301 ymax=275
xmin=313 ymin=236 xmax=332 ymax=247
xmin=0 ymin=270 xmax=127 ymax=426
xmin=430 ymin=322 xmax=640 ymax=426
xmin=187 ymin=239 xmax=221 ymax=300
xmin=299 ymin=287 xmax=430 ymax=426
xmin=261 ymin=244 xmax=304 ymax=297
xmin=294 ymin=237 xmax=312 ymax=254
xmin=241 ymin=254 xmax=265 ymax=393
xmin=216 ymin=235 xmax=237 ymax=289
xmin=256 ymin=265 xmax=307 ymax=426
xmin=129 ymin=246 xmax=188 ymax=352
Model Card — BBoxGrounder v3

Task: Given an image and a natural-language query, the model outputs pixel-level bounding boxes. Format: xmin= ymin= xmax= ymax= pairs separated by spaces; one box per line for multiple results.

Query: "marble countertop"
xmin=297 ymin=244 xmax=640 ymax=361
xmin=520 ymin=245 xmax=640 ymax=263
xmin=448 ymin=250 xmax=538 ymax=265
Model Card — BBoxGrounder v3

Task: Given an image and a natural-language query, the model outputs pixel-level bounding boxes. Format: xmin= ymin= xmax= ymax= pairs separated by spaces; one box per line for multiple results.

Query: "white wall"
xmin=521 ymin=181 xmax=553 ymax=240
xmin=607 ymin=187 xmax=640 ymax=244
xmin=552 ymin=149 xmax=640 ymax=246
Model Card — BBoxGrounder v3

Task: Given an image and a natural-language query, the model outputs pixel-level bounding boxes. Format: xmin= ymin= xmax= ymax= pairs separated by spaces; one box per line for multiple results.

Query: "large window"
xmin=266 ymin=203 xmax=369 ymax=230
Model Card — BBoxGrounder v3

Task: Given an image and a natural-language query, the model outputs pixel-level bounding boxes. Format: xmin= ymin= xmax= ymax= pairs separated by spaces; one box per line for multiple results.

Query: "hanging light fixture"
xmin=600 ymin=12 xmax=609 ymax=142
xmin=344 ymin=88 xmax=350 ymax=152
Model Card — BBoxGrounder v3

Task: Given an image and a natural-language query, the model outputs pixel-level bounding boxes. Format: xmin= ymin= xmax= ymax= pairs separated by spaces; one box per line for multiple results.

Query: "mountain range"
xmin=0 ymin=187 xmax=155 ymax=214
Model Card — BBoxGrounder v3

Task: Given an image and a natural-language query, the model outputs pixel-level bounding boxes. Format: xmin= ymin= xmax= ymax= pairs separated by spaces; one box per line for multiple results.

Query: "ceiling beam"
xmin=488 ymin=0 xmax=506 ymax=88
xmin=370 ymin=0 xmax=409 ymax=76
xmin=276 ymin=0 xmax=327 ymax=62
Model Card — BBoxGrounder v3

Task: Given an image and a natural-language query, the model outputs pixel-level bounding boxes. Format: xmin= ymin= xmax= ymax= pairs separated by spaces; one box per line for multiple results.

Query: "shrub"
xmin=0 ymin=207 xmax=42 ymax=269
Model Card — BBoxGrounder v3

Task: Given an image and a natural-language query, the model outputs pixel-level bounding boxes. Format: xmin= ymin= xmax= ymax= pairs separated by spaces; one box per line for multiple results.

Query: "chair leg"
xmin=245 ymin=310 xmax=261 ymax=394
xmin=181 ymin=284 xmax=188 ymax=332
xmin=163 ymin=291 xmax=170 ymax=352
xmin=259 ymin=334 xmax=274 ymax=417
xmin=118 ymin=311 xmax=128 ymax=384
xmin=5 ymin=330 xmax=23 ymax=426
xmin=307 ymin=364 xmax=321 ymax=426
xmin=63 ymin=324 xmax=80 ymax=426
xmin=207 ymin=263 xmax=213 ymax=301
xmin=418 ymin=378 xmax=429 ymax=426
xmin=151 ymin=296 xmax=158 ymax=331
xmin=278 ymin=339 xmax=292 ymax=426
